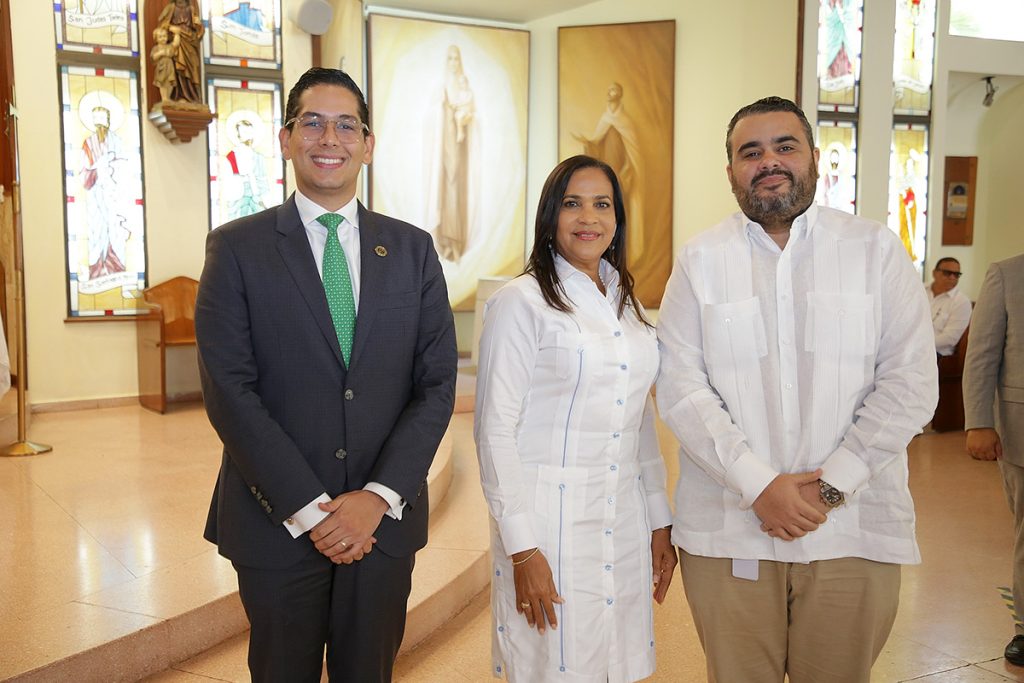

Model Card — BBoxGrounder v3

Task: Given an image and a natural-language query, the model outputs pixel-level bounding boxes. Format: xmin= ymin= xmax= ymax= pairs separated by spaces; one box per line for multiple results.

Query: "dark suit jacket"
xmin=197 ymin=195 xmax=458 ymax=569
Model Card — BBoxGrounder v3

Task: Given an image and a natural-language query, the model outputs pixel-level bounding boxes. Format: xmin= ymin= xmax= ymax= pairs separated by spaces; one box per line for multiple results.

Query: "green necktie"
xmin=317 ymin=213 xmax=356 ymax=365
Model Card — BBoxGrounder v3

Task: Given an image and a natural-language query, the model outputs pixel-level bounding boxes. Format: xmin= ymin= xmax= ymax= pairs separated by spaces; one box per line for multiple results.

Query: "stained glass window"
xmin=815 ymin=122 xmax=857 ymax=214
xmin=950 ymin=0 xmax=1024 ymax=42
xmin=817 ymin=0 xmax=863 ymax=112
xmin=887 ymin=125 xmax=929 ymax=272
xmin=204 ymin=0 xmax=282 ymax=69
xmin=207 ymin=78 xmax=285 ymax=228
xmin=54 ymin=0 xmax=139 ymax=57
xmin=60 ymin=65 xmax=146 ymax=317
xmin=893 ymin=0 xmax=937 ymax=116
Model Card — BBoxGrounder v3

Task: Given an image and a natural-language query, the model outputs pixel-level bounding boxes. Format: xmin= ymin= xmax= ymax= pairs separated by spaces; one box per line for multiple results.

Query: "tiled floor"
xmin=1 ymin=402 xmax=1022 ymax=682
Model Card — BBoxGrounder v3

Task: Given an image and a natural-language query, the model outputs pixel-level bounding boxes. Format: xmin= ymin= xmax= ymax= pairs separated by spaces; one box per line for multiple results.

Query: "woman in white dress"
xmin=475 ymin=155 xmax=676 ymax=682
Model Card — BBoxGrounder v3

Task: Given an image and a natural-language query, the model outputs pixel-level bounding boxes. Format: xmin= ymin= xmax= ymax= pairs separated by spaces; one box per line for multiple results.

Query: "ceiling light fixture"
xmin=983 ymin=76 xmax=998 ymax=107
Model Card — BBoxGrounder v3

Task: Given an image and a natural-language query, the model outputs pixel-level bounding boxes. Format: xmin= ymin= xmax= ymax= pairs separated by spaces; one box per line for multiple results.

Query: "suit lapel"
xmin=275 ymin=196 xmax=346 ymax=368
xmin=351 ymin=204 xmax=385 ymax=368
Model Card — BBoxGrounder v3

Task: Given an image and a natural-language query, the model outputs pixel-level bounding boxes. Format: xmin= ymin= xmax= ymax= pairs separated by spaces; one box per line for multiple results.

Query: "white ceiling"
xmin=364 ymin=0 xmax=596 ymax=24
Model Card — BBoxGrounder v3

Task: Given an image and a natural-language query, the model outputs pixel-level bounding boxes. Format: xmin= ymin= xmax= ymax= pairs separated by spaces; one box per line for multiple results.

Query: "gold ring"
xmin=340 ymin=540 xmax=348 ymax=548
xmin=520 ymin=602 xmax=531 ymax=609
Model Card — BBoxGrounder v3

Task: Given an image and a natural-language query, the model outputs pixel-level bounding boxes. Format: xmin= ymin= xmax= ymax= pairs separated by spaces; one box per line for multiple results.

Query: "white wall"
xmin=10 ymin=0 xmax=799 ymax=405
xmin=928 ymin=0 xmax=1024 ymax=298
xmin=799 ymin=0 xmax=1024 ymax=300
xmin=10 ymin=0 xmax=311 ymax=405
xmin=525 ymin=1 xmax=798 ymax=251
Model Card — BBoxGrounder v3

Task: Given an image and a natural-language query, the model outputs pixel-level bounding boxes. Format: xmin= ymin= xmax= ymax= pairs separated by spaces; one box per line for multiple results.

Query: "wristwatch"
xmin=818 ymin=480 xmax=845 ymax=508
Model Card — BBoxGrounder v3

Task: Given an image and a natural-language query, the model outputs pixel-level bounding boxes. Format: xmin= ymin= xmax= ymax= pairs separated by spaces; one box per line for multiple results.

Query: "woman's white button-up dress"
xmin=475 ymin=257 xmax=672 ymax=683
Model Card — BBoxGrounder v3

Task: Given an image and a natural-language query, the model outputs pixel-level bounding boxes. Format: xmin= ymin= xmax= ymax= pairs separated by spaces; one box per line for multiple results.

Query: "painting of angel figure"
xmin=559 ymin=20 xmax=675 ymax=307
xmin=369 ymin=13 xmax=529 ymax=310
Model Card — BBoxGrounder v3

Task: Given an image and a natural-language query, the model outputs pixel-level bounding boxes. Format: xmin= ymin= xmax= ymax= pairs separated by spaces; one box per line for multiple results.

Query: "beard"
xmin=731 ymin=158 xmax=818 ymax=226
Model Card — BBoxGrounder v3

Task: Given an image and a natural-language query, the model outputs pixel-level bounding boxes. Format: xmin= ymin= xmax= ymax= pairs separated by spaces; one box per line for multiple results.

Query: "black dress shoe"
xmin=1005 ymin=635 xmax=1024 ymax=666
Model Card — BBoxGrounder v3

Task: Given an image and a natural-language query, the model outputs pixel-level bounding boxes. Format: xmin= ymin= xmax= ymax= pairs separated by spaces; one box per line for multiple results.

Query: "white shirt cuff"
xmin=498 ymin=512 xmax=538 ymax=557
xmin=724 ymin=451 xmax=780 ymax=509
xmin=821 ymin=445 xmax=872 ymax=496
xmin=284 ymin=493 xmax=332 ymax=538
xmin=645 ymin=492 xmax=673 ymax=531
xmin=363 ymin=482 xmax=406 ymax=521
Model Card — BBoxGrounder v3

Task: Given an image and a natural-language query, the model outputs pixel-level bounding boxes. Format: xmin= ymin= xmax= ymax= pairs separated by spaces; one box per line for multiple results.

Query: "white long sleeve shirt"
xmin=475 ymin=256 xmax=672 ymax=556
xmin=927 ymin=284 xmax=972 ymax=356
xmin=656 ymin=204 xmax=937 ymax=565
xmin=475 ymin=257 xmax=672 ymax=682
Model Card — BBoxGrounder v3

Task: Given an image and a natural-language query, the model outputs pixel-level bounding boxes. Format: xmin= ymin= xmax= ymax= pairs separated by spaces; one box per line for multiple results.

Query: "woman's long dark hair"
xmin=524 ymin=155 xmax=650 ymax=326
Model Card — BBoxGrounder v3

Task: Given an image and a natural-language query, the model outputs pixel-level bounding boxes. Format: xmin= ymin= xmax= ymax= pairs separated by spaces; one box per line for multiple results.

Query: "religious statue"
xmin=150 ymin=27 xmax=178 ymax=104
xmin=156 ymin=0 xmax=204 ymax=105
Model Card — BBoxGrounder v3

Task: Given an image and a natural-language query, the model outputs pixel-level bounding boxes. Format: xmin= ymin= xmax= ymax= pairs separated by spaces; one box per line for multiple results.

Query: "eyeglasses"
xmin=936 ymin=268 xmax=963 ymax=279
xmin=285 ymin=114 xmax=369 ymax=142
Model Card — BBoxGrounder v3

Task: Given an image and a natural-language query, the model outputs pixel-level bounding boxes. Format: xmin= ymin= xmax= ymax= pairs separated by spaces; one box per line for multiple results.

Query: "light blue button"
xmin=610 ymin=464 xmax=617 ymax=471
xmin=616 ymin=399 xmax=624 ymax=405
xmin=495 ymin=569 xmax=501 ymax=576
xmin=607 ymin=497 xmax=614 ymax=504
xmin=620 ymin=364 xmax=627 ymax=370
xmin=560 ymin=666 xmax=566 ymax=672
xmin=613 ymin=432 xmax=620 ymax=438
xmin=559 ymin=483 xmax=566 ymax=490
xmin=604 ymin=564 xmax=612 ymax=571
xmin=606 ymin=598 xmax=614 ymax=605
xmin=614 ymin=331 xmax=622 ymax=337
xmin=498 ymin=626 xmax=504 ymax=632
xmin=650 ymin=640 xmax=655 ymax=647
xmin=604 ymin=529 xmax=612 ymax=536
xmin=497 ymin=666 xmax=502 ymax=673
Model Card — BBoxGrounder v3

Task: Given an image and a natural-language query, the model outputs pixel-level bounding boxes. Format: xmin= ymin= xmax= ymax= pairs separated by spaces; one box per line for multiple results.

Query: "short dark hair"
xmin=726 ymin=96 xmax=814 ymax=163
xmin=284 ymin=67 xmax=369 ymax=133
xmin=525 ymin=155 xmax=649 ymax=326
xmin=934 ymin=257 xmax=961 ymax=270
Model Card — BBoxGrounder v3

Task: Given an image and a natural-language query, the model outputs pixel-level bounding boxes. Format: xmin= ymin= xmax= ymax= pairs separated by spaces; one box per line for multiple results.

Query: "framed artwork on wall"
xmin=59 ymin=65 xmax=147 ymax=318
xmin=207 ymin=78 xmax=285 ymax=229
xmin=558 ymin=20 xmax=675 ymax=308
xmin=367 ymin=12 xmax=530 ymax=311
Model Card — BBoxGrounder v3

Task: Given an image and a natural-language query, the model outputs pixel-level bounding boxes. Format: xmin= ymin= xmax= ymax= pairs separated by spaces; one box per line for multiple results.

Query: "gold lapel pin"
xmin=374 ymin=245 xmax=388 ymax=257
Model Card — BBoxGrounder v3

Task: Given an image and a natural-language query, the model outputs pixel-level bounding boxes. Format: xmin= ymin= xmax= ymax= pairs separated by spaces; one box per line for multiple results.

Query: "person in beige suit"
xmin=963 ymin=252 xmax=1024 ymax=667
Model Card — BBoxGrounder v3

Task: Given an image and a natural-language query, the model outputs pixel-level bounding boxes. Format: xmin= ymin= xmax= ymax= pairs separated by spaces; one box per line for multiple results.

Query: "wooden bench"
xmin=932 ymin=322 xmax=970 ymax=432
xmin=136 ymin=276 xmax=199 ymax=413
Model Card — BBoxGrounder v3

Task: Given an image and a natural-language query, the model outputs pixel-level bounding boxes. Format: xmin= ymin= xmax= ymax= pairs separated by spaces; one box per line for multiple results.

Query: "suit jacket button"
xmin=266 ymin=506 xmax=272 ymax=513
xmin=344 ymin=389 xmax=355 ymax=400
xmin=335 ymin=449 xmax=347 ymax=460
xmin=250 ymin=486 xmax=257 ymax=495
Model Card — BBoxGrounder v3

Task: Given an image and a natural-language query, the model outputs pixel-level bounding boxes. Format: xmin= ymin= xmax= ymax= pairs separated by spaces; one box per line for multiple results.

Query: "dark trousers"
xmin=234 ymin=546 xmax=415 ymax=683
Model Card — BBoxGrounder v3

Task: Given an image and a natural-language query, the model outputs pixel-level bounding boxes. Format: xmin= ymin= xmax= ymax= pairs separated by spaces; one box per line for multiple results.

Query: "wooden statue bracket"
xmin=148 ymin=101 xmax=213 ymax=144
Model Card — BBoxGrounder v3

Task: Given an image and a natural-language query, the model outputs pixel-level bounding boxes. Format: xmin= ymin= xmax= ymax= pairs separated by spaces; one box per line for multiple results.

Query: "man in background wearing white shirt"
xmin=657 ymin=97 xmax=938 ymax=683
xmin=927 ymin=256 xmax=972 ymax=357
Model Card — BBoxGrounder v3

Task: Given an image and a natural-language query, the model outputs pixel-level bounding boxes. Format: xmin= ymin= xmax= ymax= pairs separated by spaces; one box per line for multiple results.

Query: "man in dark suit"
xmin=195 ymin=67 xmax=458 ymax=682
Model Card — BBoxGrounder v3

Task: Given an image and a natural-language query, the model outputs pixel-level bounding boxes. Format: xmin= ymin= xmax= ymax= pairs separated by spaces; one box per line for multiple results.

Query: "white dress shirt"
xmin=475 ymin=256 xmax=671 ymax=681
xmin=657 ymin=204 xmax=937 ymax=565
xmin=284 ymin=190 xmax=403 ymax=539
xmin=926 ymin=283 xmax=972 ymax=356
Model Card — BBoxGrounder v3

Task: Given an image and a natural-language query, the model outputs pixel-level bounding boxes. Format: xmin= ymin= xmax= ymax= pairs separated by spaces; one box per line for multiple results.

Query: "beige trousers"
xmin=1000 ymin=460 xmax=1024 ymax=636
xmin=679 ymin=550 xmax=901 ymax=683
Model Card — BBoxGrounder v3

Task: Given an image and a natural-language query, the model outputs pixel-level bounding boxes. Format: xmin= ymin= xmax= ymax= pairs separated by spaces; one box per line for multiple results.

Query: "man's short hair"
xmin=284 ymin=67 xmax=369 ymax=133
xmin=934 ymin=257 xmax=961 ymax=271
xmin=726 ymin=96 xmax=815 ymax=163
